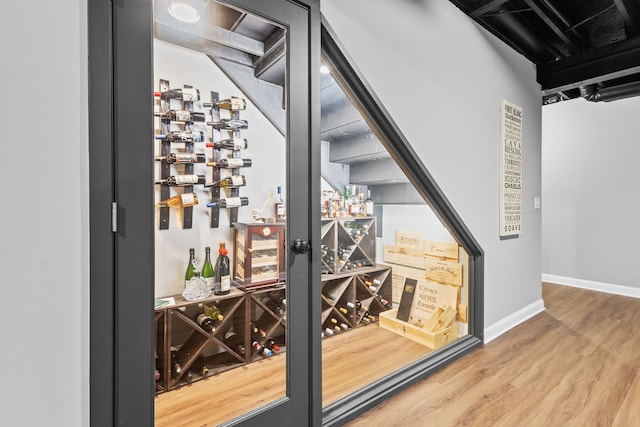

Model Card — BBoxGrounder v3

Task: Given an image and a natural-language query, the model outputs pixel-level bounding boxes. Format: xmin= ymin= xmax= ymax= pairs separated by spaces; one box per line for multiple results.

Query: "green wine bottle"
xmin=184 ymin=248 xmax=196 ymax=288
xmin=201 ymin=247 xmax=215 ymax=289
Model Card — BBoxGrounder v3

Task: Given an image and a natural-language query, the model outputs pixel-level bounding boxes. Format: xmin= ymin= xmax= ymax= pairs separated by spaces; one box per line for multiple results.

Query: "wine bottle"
xmin=206 ymin=158 xmax=252 ymax=169
xmin=275 ymin=186 xmax=286 ymax=219
xmin=223 ymin=329 xmax=245 ymax=355
xmin=184 ymin=248 xmax=196 ymax=288
xmin=213 ymin=242 xmax=231 ymax=295
xmin=365 ymin=190 xmax=374 ymax=216
xmin=204 ymin=97 xmax=246 ymax=111
xmin=207 ymin=118 xmax=249 ymax=131
xmin=155 ymin=153 xmax=206 ymax=164
xmin=157 ymin=109 xmax=206 ymax=123
xmin=155 ymin=174 xmax=206 ymax=186
xmin=154 ymin=87 xmax=200 ymax=101
xmin=264 ymin=337 xmax=280 ymax=352
xmin=170 ymin=347 xmax=182 ymax=377
xmin=201 ymin=246 xmax=215 ymax=289
xmin=203 ymin=303 xmax=224 ymax=321
xmin=195 ymin=313 xmax=214 ymax=332
xmin=348 ymin=185 xmax=360 ymax=216
xmin=205 ymin=175 xmax=247 ymax=189
xmin=206 ymin=138 xmax=248 ymax=151
xmin=206 ymin=197 xmax=249 ymax=209
xmin=156 ymin=192 xmax=199 ymax=209
xmin=358 ymin=193 xmax=367 ymax=217
xmin=155 ymin=130 xmax=205 ymax=143
xmin=324 ymin=327 xmax=335 ymax=336
xmin=259 ymin=346 xmax=273 ymax=357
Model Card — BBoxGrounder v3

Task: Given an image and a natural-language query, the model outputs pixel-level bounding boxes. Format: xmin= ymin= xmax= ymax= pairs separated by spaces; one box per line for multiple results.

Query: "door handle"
xmin=291 ymin=239 xmax=310 ymax=254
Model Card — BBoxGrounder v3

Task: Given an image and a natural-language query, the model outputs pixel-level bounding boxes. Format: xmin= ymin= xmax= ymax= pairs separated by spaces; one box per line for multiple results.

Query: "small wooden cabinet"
xmin=233 ymin=222 xmax=285 ymax=289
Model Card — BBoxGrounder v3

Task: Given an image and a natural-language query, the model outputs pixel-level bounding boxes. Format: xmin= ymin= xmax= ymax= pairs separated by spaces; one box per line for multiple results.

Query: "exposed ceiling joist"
xmin=470 ymin=0 xmax=510 ymax=18
xmin=537 ymin=36 xmax=640 ymax=92
xmin=522 ymin=0 xmax=578 ymax=50
xmin=613 ymin=0 xmax=640 ymax=36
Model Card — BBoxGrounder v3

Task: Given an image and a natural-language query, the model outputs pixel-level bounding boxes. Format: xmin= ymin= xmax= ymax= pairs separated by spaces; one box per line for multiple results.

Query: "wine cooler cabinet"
xmin=321 ymin=265 xmax=392 ymax=338
xmin=233 ymin=222 xmax=285 ymax=290
xmin=321 ymin=217 xmax=376 ymax=275
xmin=154 ymin=285 xmax=286 ymax=394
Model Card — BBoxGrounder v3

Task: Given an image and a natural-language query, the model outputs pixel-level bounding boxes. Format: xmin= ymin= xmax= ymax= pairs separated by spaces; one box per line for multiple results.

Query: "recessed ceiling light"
xmin=168 ymin=2 xmax=200 ymax=23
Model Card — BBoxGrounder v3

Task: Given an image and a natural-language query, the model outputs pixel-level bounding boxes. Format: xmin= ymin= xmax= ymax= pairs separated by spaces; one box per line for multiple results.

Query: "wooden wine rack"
xmin=154 ymin=284 xmax=286 ymax=394
xmin=321 ymin=217 xmax=377 ymax=274
xmin=321 ymin=265 xmax=393 ymax=338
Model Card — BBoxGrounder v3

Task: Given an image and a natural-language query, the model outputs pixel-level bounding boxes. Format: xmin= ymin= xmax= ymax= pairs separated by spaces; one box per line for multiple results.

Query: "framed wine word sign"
xmin=499 ymin=99 xmax=523 ymax=237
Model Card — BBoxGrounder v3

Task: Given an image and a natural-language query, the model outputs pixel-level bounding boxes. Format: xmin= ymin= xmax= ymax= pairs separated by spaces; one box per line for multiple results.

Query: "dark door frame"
xmin=88 ymin=0 xmax=321 ymax=426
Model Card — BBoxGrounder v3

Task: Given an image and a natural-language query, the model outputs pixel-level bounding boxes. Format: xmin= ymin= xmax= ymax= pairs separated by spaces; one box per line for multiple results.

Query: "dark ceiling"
xmin=450 ymin=0 xmax=640 ymax=104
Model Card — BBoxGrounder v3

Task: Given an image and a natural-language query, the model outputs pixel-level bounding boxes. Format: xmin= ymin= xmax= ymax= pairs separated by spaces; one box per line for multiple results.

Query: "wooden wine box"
xmin=379 ymin=308 xmax=457 ymax=350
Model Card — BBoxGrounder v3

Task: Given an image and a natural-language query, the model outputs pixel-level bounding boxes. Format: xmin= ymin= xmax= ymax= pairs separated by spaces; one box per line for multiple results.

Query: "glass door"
xmin=107 ymin=0 xmax=319 ymax=426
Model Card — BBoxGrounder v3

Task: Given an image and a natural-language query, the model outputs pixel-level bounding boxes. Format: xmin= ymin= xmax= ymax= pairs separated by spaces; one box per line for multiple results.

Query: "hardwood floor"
xmin=156 ymin=283 xmax=640 ymax=426
xmin=347 ymin=282 xmax=640 ymax=427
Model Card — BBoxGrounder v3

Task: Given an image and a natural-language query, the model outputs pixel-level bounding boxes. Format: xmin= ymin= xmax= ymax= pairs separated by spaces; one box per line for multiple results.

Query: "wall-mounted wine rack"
xmin=155 ymin=81 xmax=250 ymax=230
xmin=156 ymin=79 xmax=199 ymax=230
xmin=206 ymin=91 xmax=249 ymax=228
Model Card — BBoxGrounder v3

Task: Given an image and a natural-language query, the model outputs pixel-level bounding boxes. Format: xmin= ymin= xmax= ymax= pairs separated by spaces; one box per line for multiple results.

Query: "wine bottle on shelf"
xmin=348 ymin=185 xmax=360 ymax=216
xmin=205 ymin=175 xmax=247 ymax=189
xmin=170 ymin=346 xmax=182 ymax=377
xmin=204 ymin=97 xmax=246 ymax=111
xmin=201 ymin=365 xmax=209 ymax=378
xmin=358 ymin=193 xmax=367 ymax=217
xmin=324 ymin=327 xmax=335 ymax=336
xmin=259 ymin=346 xmax=273 ymax=357
xmin=155 ymin=153 xmax=206 ymax=164
xmin=364 ymin=190 xmax=374 ymax=216
xmin=156 ymin=109 xmax=206 ymax=123
xmin=206 ymin=138 xmax=248 ymax=151
xmin=155 ymin=175 xmax=206 ymax=186
xmin=206 ymin=158 xmax=252 ymax=169
xmin=155 ymin=130 xmax=205 ymax=143
xmin=223 ymin=329 xmax=245 ymax=355
xmin=207 ymin=118 xmax=249 ymax=131
xmin=184 ymin=248 xmax=196 ymax=288
xmin=251 ymin=321 xmax=267 ymax=338
xmin=206 ymin=197 xmax=249 ymax=209
xmin=195 ymin=313 xmax=214 ymax=333
xmin=213 ymin=242 xmax=231 ymax=295
xmin=201 ymin=247 xmax=214 ymax=289
xmin=203 ymin=303 xmax=224 ymax=321
xmin=156 ymin=192 xmax=199 ymax=209
xmin=155 ymin=87 xmax=200 ymax=101
xmin=264 ymin=337 xmax=280 ymax=352
xmin=275 ymin=186 xmax=286 ymax=219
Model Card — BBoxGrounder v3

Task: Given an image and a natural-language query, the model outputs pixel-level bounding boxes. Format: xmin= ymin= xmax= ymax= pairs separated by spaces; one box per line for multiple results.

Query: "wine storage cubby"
xmin=233 ymin=222 xmax=286 ymax=290
xmin=154 ymin=285 xmax=285 ymax=394
xmin=249 ymin=286 xmax=286 ymax=361
xmin=321 ymin=217 xmax=377 ymax=274
xmin=321 ymin=265 xmax=392 ymax=338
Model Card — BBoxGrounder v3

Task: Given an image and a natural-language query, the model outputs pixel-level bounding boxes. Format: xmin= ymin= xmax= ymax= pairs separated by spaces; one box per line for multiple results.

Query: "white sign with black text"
xmin=499 ymin=99 xmax=523 ymax=237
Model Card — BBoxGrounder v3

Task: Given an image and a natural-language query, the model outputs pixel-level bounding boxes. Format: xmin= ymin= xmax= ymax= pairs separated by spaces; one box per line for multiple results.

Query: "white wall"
xmin=542 ymin=97 xmax=640 ymax=290
xmin=0 ymin=1 xmax=88 ymax=426
xmin=153 ymin=40 xmax=286 ymax=298
xmin=322 ymin=0 xmax=544 ymax=330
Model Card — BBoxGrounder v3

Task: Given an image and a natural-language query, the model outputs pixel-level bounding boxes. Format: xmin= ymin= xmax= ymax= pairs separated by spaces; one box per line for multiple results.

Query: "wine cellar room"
xmin=152 ymin=1 xmax=477 ymax=425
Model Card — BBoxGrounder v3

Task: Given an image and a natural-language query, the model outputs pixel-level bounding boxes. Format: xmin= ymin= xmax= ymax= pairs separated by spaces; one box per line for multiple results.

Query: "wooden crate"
xmin=424 ymin=240 xmax=459 ymax=261
xmin=383 ymin=244 xmax=424 ymax=269
xmin=424 ymin=258 xmax=463 ymax=287
xmin=379 ymin=308 xmax=458 ymax=350
xmin=395 ymin=230 xmax=424 ymax=248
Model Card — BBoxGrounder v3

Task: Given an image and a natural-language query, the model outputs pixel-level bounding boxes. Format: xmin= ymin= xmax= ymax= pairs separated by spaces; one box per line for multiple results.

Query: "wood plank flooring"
xmin=347 ymin=282 xmax=640 ymax=427
xmin=155 ymin=323 xmax=431 ymax=426
xmin=156 ymin=283 xmax=640 ymax=426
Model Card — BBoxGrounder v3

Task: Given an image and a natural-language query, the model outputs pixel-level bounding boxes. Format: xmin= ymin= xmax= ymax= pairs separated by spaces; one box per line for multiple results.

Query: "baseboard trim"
xmin=484 ymin=299 xmax=545 ymax=344
xmin=542 ymin=274 xmax=640 ymax=299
